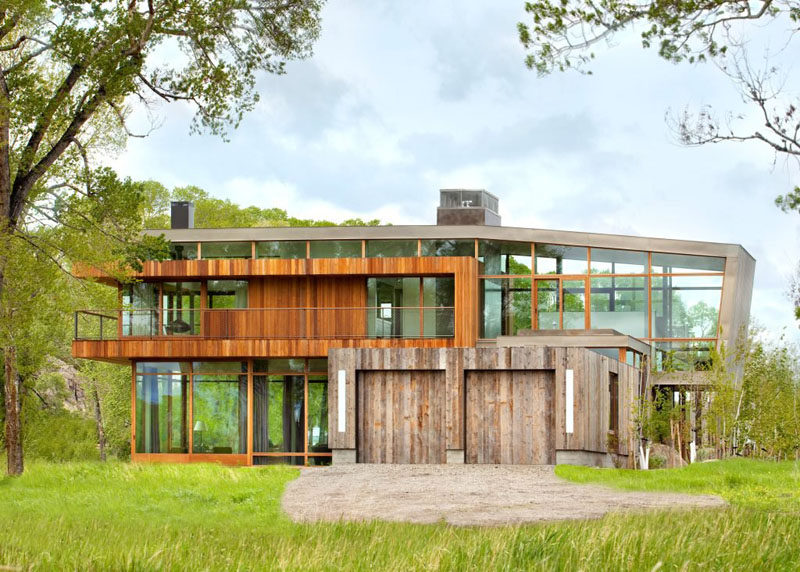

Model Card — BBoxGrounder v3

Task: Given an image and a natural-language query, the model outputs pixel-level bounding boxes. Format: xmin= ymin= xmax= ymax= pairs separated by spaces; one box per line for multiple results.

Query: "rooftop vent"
xmin=170 ymin=201 xmax=195 ymax=229
xmin=436 ymin=189 xmax=501 ymax=226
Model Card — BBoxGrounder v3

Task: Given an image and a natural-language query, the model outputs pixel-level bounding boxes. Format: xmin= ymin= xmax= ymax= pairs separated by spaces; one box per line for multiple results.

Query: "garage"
xmin=357 ymin=370 xmax=446 ymax=464
xmin=465 ymin=370 xmax=555 ymax=464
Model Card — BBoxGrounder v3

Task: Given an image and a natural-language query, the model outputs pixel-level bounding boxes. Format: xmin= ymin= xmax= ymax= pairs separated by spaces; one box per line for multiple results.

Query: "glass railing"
xmin=74 ymin=307 xmax=456 ymax=341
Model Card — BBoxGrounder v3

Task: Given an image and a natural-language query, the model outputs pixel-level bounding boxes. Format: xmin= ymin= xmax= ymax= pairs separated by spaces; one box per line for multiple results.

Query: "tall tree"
xmin=142 ymin=182 xmax=384 ymax=228
xmin=0 ymin=0 xmax=324 ymax=475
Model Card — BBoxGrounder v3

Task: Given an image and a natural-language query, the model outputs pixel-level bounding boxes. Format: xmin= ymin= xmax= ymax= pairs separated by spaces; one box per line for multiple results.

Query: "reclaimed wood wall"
xmin=329 ymin=346 xmax=641 ymax=460
xmin=465 ymin=370 xmax=555 ymax=464
xmin=357 ymin=370 xmax=446 ymax=463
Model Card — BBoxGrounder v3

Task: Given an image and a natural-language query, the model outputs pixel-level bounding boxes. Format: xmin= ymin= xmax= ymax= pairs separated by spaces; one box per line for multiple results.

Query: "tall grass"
xmin=556 ymin=458 xmax=800 ymax=511
xmin=0 ymin=460 xmax=798 ymax=570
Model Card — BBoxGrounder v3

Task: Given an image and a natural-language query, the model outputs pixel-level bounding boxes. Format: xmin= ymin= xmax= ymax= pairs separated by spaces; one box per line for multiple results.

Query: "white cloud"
xmin=106 ymin=0 xmax=800 ymax=341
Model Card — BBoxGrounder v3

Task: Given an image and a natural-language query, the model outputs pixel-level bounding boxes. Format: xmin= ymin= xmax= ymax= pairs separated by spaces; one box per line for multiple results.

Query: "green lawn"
xmin=0 ymin=459 xmax=798 ymax=570
xmin=556 ymin=458 xmax=800 ymax=511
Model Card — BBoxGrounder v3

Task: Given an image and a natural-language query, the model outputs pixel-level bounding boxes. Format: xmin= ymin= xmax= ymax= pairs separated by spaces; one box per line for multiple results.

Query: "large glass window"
xmin=201 ymin=242 xmax=252 ymax=260
xmin=192 ymin=374 xmax=247 ymax=454
xmin=136 ymin=362 xmax=188 ymax=374
xmin=122 ymin=283 xmax=159 ymax=336
xmin=423 ymin=277 xmax=455 ymax=337
xmin=480 ymin=278 xmax=531 ymax=338
xmin=654 ymin=341 xmax=715 ymax=371
xmin=162 ymin=282 xmax=202 ymax=335
xmin=651 ymin=276 xmax=722 ymax=338
xmin=365 ymin=240 xmax=417 ymax=258
xmin=367 ymin=277 xmax=420 ymax=337
xmin=652 ymin=253 xmax=725 ymax=273
xmin=309 ymin=240 xmax=361 ymax=258
xmin=590 ymin=248 xmax=646 ymax=274
xmin=590 ymin=276 xmax=647 ymax=338
xmin=169 ymin=243 xmax=198 ymax=260
xmin=535 ymin=244 xmax=588 ymax=275
xmin=562 ymin=280 xmax=586 ymax=329
xmin=253 ymin=375 xmax=304 ymax=454
xmin=535 ymin=279 xmax=559 ymax=330
xmin=420 ymin=239 xmax=474 ymax=257
xmin=256 ymin=241 xmax=306 ymax=259
xmin=133 ymin=360 xmax=330 ymax=464
xmin=207 ymin=280 xmax=248 ymax=308
xmin=192 ymin=361 xmax=247 ymax=374
xmin=135 ymin=374 xmax=188 ymax=454
xmin=307 ymin=375 xmax=330 ymax=455
xmin=479 ymin=241 xmax=531 ymax=275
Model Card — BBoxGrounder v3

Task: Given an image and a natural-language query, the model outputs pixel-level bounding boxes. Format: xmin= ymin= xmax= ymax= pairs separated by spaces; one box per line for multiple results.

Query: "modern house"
xmin=72 ymin=190 xmax=755 ymax=467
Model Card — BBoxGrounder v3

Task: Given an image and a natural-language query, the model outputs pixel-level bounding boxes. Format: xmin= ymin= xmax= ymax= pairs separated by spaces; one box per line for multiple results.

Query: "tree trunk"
xmin=93 ymin=387 xmax=106 ymax=461
xmin=4 ymin=345 xmax=23 ymax=475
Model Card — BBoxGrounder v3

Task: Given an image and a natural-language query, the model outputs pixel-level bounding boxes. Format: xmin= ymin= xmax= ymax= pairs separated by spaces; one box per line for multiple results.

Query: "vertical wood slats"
xmin=465 ymin=370 xmax=555 ymax=464
xmin=74 ymin=255 xmax=478 ymax=362
xmin=356 ymin=370 xmax=446 ymax=464
xmin=330 ymin=347 xmax=643 ymax=462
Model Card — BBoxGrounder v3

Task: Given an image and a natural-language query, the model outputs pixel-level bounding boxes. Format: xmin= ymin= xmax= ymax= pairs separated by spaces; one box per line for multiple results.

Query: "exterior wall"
xmin=328 ymin=346 xmax=642 ymax=465
xmin=73 ymin=256 xmax=477 ymax=362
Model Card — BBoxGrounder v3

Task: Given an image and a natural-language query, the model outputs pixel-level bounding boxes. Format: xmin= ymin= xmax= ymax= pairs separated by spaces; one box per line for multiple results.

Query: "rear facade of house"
xmin=72 ymin=190 xmax=755 ymax=467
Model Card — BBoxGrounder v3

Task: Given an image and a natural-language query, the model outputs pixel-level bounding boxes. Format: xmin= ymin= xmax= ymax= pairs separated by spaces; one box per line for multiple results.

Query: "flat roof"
xmin=144 ymin=224 xmax=754 ymax=261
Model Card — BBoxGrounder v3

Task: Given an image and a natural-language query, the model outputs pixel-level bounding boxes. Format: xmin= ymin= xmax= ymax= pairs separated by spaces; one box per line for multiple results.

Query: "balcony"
xmin=74 ymin=307 xmax=456 ymax=341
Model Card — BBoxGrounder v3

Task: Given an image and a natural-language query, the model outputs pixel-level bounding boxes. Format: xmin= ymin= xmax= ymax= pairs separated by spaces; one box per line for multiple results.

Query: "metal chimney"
xmin=170 ymin=201 xmax=195 ymax=229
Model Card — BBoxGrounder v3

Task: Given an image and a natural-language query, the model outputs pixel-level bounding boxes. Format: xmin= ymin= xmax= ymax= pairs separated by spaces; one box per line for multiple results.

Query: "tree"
xmin=517 ymin=1 xmax=799 ymax=200
xmin=141 ymin=182 xmax=383 ymax=228
xmin=1 ymin=0 xmax=324 ymax=475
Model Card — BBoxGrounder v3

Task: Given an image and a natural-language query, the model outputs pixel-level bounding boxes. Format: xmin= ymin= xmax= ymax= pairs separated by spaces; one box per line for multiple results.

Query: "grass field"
xmin=0 ymin=459 xmax=799 ymax=570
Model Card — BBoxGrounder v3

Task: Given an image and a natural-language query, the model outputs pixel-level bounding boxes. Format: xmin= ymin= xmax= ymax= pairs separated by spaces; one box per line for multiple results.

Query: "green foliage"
xmin=78 ymin=360 xmax=132 ymax=460
xmin=518 ymin=0 xmax=789 ymax=75
xmin=1 ymin=461 xmax=800 ymax=569
xmin=141 ymin=182 xmax=384 ymax=229
xmin=556 ymin=457 xmax=800 ymax=511
xmin=21 ymin=404 xmax=98 ymax=463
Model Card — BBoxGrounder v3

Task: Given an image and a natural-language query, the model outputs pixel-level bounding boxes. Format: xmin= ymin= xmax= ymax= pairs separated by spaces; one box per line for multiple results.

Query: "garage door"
xmin=466 ymin=370 xmax=555 ymax=464
xmin=357 ymin=370 xmax=446 ymax=464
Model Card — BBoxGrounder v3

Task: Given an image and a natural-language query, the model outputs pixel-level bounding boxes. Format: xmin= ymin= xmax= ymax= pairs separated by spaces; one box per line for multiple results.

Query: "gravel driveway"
xmin=282 ymin=464 xmax=725 ymax=526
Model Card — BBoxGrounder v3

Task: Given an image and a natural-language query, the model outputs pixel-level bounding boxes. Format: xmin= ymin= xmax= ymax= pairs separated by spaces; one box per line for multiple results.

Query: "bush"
xmin=23 ymin=405 xmax=99 ymax=462
xmin=648 ymin=454 xmax=666 ymax=469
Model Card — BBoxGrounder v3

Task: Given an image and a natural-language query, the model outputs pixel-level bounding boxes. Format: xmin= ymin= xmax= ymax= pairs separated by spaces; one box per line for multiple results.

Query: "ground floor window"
xmin=133 ymin=359 xmax=331 ymax=465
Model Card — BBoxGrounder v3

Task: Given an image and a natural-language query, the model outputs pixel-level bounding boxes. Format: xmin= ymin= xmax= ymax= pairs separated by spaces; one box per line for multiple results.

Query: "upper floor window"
xmin=479 ymin=240 xmax=531 ymax=275
xmin=651 ymin=253 xmax=725 ymax=274
xmin=256 ymin=241 xmax=306 ymax=259
xmin=207 ymin=280 xmax=248 ymax=308
xmin=309 ymin=240 xmax=361 ymax=258
xmin=169 ymin=243 xmax=198 ymax=260
xmin=421 ymin=239 xmax=474 ymax=257
xmin=590 ymin=248 xmax=646 ymax=274
xmin=534 ymin=244 xmax=587 ymax=275
xmin=201 ymin=242 xmax=251 ymax=260
xmin=365 ymin=240 xmax=417 ymax=258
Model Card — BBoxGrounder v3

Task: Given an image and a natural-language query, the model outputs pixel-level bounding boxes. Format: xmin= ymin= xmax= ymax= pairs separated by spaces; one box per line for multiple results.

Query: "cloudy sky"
xmin=111 ymin=1 xmax=800 ymax=340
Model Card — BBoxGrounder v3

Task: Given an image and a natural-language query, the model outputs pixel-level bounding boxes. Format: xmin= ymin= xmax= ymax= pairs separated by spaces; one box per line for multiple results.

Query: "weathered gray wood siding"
xmin=329 ymin=346 xmax=642 ymax=461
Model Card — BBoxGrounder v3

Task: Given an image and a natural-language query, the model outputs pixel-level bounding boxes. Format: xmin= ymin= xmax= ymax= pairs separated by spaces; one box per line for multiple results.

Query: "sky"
xmin=110 ymin=0 xmax=800 ymax=341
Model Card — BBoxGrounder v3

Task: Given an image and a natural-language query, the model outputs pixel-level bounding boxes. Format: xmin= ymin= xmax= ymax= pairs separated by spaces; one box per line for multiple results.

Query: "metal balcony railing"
xmin=74 ymin=307 xmax=456 ymax=341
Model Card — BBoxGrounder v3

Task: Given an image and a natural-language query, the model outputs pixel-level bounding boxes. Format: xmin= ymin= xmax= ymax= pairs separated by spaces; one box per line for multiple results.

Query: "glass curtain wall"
xmin=477 ymin=241 xmax=726 ymax=371
xmin=134 ymin=360 xmax=331 ymax=465
xmin=122 ymin=283 xmax=159 ymax=336
xmin=366 ymin=277 xmax=455 ymax=338
xmin=251 ymin=359 xmax=330 ymax=465
xmin=162 ymin=282 xmax=202 ymax=335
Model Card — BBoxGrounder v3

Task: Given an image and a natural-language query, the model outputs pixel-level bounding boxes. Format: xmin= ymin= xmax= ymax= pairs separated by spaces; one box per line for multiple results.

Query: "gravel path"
xmin=282 ymin=464 xmax=725 ymax=526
